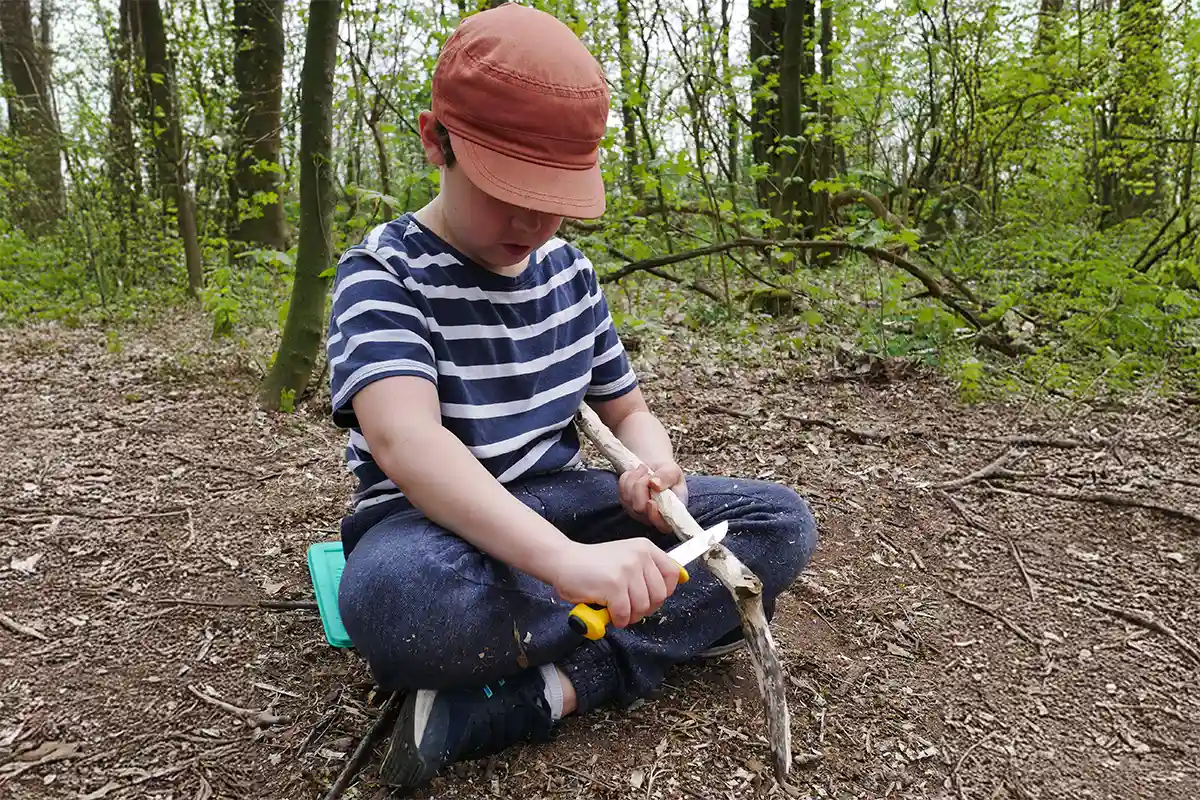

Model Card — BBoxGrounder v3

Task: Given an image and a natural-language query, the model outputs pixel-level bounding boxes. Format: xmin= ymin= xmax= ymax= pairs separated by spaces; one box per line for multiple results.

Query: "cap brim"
xmin=449 ymin=132 xmax=606 ymax=219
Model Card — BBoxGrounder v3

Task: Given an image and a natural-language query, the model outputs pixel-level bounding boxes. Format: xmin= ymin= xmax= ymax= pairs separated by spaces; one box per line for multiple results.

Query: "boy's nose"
xmin=511 ymin=209 xmax=546 ymax=234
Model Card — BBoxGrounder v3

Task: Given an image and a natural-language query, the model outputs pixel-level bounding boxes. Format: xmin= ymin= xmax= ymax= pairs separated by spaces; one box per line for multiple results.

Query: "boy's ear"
xmin=418 ymin=111 xmax=446 ymax=168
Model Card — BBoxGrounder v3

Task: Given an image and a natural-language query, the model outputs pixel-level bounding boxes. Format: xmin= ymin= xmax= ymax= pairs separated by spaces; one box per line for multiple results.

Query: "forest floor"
xmin=2 ymin=310 xmax=1199 ymax=800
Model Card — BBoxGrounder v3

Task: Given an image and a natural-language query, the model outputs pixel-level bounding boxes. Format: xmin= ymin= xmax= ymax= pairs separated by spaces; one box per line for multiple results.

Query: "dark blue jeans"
xmin=336 ymin=468 xmax=817 ymax=713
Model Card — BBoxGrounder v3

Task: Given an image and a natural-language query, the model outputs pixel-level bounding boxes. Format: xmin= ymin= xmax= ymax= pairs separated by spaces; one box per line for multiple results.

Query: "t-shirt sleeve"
xmin=326 ymin=252 xmax=437 ymax=429
xmin=583 ymin=259 xmax=639 ymax=401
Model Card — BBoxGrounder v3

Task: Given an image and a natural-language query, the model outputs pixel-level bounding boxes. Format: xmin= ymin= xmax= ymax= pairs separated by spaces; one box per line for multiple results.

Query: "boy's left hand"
xmin=619 ymin=461 xmax=688 ymax=534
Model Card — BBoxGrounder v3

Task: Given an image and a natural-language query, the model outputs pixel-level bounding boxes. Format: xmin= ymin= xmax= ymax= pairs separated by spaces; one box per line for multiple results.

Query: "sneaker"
xmin=379 ymin=670 xmax=555 ymax=788
xmin=696 ymin=628 xmax=746 ymax=659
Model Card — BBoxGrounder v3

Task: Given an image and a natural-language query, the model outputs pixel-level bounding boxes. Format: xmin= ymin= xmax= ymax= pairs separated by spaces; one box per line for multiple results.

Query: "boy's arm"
xmin=588 ymin=387 xmax=688 ymax=532
xmin=352 ymin=375 xmax=683 ymax=627
xmin=352 ymin=375 xmax=572 ymax=580
xmin=588 ymin=386 xmax=676 ymax=469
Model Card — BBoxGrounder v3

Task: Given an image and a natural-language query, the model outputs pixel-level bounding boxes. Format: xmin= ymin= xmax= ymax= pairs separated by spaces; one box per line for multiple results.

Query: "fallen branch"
xmin=595 ymin=237 xmax=1027 ymax=354
xmin=187 ymin=684 xmax=290 ymax=728
xmin=322 ymin=691 xmax=403 ymax=800
xmin=998 ymin=485 xmax=1200 ymax=529
xmin=773 ymin=419 xmax=1159 ymax=453
xmin=782 ymin=414 xmax=891 ymax=444
xmin=830 ymin=188 xmax=904 ymax=229
xmin=1086 ymin=600 xmax=1200 ymax=666
xmin=0 ymin=612 xmax=48 ymax=641
xmin=575 ymin=403 xmax=791 ymax=781
xmin=642 ymin=266 xmax=723 ymax=303
xmin=0 ymin=503 xmax=189 ymax=522
xmin=152 ymin=597 xmax=318 ymax=611
xmin=928 ymin=448 xmax=1024 ymax=490
xmin=945 ymin=590 xmax=1039 ymax=650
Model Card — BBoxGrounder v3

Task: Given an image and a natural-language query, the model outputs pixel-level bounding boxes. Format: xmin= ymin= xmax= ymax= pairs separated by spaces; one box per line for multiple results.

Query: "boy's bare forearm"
xmin=372 ymin=422 xmax=572 ymax=583
xmin=611 ymin=409 xmax=675 ymax=468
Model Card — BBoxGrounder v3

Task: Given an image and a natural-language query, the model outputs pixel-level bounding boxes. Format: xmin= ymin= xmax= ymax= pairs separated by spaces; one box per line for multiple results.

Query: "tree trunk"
xmin=231 ymin=0 xmax=287 ymax=255
xmin=133 ymin=0 xmax=203 ymax=296
xmin=813 ymin=0 xmax=835 ymax=235
xmin=748 ymin=0 xmax=784 ymax=210
xmin=1035 ymin=0 xmax=1064 ymax=53
xmin=720 ymin=0 xmax=737 ymax=185
xmin=367 ymin=94 xmax=394 ymax=221
xmin=259 ymin=0 xmax=340 ymax=410
xmin=108 ymin=0 xmax=140 ymax=271
xmin=616 ymin=0 xmax=640 ymax=192
xmin=776 ymin=0 xmax=814 ymax=237
xmin=0 ymin=0 xmax=64 ymax=236
xmin=1099 ymin=0 xmax=1165 ymax=227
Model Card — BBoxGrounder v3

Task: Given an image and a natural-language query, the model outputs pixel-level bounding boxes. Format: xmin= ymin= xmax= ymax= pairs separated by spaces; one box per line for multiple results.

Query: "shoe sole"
xmin=378 ymin=691 xmax=430 ymax=788
xmin=697 ymin=639 xmax=746 ymax=659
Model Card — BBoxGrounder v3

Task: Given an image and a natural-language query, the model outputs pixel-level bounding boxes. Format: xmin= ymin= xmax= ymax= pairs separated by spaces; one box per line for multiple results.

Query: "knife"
xmin=566 ymin=521 xmax=729 ymax=640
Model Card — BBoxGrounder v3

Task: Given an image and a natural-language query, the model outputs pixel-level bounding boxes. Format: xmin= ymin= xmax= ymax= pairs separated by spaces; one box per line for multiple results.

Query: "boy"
xmin=327 ymin=3 xmax=817 ymax=790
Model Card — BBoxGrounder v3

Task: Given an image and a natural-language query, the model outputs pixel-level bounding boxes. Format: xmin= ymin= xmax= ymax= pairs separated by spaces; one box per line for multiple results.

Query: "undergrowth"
xmin=1 ymin=206 xmax=1197 ymax=405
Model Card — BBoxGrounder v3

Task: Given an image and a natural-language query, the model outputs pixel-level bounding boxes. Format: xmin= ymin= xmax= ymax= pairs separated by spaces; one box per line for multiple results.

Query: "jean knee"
xmin=337 ymin=541 xmax=437 ymax=676
xmin=747 ymin=481 xmax=818 ymax=592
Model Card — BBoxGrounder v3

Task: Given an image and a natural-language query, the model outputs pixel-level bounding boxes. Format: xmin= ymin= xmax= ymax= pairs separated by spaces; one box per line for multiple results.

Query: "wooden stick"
xmin=151 ymin=597 xmax=318 ymax=611
xmin=998 ymin=485 xmax=1200 ymax=529
xmin=1087 ymin=600 xmax=1200 ymax=666
xmin=0 ymin=612 xmax=48 ymax=641
xmin=929 ymin=448 xmax=1024 ymax=490
xmin=945 ymin=590 xmax=1039 ymax=649
xmin=186 ymin=684 xmax=290 ymax=728
xmin=322 ymin=691 xmax=403 ymax=800
xmin=1007 ymin=538 xmax=1038 ymax=603
xmin=575 ymin=402 xmax=791 ymax=781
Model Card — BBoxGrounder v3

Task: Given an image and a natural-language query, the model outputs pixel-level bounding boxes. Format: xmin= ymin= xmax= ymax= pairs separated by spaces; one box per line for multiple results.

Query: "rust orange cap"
xmin=431 ymin=3 xmax=609 ymax=219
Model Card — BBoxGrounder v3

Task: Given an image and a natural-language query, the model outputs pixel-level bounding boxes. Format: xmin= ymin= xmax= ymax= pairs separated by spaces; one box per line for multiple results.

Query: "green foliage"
xmin=278 ymin=388 xmax=296 ymax=414
xmin=0 ymin=0 xmax=1196 ymax=408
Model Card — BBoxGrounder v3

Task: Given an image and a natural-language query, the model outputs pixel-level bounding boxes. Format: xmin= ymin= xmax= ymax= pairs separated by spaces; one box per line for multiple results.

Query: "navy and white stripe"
xmin=327 ymin=214 xmax=637 ymax=511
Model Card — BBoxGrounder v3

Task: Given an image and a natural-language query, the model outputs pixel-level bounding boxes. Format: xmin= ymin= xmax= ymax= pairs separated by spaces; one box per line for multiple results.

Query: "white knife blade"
xmin=667 ymin=520 xmax=729 ymax=568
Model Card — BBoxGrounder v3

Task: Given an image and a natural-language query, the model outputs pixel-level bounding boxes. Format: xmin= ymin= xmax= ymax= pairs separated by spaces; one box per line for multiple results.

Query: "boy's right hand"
xmin=552 ymin=539 xmax=682 ymax=629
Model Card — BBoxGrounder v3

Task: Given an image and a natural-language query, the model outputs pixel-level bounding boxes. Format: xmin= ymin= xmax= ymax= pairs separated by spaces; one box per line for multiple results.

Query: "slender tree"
xmin=616 ymin=0 xmax=640 ymax=192
xmin=231 ymin=0 xmax=288 ymax=254
xmin=259 ymin=0 xmax=341 ymax=409
xmin=0 ymin=0 xmax=64 ymax=235
xmin=107 ymin=0 xmax=140 ymax=271
xmin=1099 ymin=0 xmax=1166 ymax=226
xmin=748 ymin=0 xmax=784 ymax=211
xmin=132 ymin=0 xmax=203 ymax=296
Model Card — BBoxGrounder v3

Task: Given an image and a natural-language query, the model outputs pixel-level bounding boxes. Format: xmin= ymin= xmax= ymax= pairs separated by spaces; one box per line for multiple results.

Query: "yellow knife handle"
xmin=566 ymin=566 xmax=690 ymax=640
xmin=567 ymin=603 xmax=610 ymax=639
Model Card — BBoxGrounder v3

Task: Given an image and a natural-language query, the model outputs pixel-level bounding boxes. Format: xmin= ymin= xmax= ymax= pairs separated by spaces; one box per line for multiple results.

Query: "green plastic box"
xmin=306 ymin=541 xmax=353 ymax=648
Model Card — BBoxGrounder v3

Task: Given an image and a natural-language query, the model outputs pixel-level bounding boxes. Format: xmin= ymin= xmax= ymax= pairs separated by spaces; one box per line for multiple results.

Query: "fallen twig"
xmin=952 ymin=731 xmax=998 ymax=800
xmin=997 ymin=485 xmax=1200 ymax=529
xmin=945 ymin=590 xmax=1039 ymax=649
xmin=930 ymin=448 xmax=1024 ymax=490
xmin=0 ymin=503 xmax=189 ymax=522
xmin=1008 ymin=538 xmax=1038 ymax=603
xmin=0 ymin=612 xmax=48 ymax=641
xmin=152 ymin=597 xmax=318 ymax=611
xmin=555 ymin=763 xmax=619 ymax=793
xmin=322 ymin=691 xmax=403 ymax=800
xmin=0 ymin=741 xmax=81 ymax=784
xmin=704 ymin=404 xmax=760 ymax=419
xmin=782 ymin=414 xmax=891 ymax=444
xmin=187 ymin=684 xmax=290 ymax=728
xmin=1086 ymin=600 xmax=1200 ymax=666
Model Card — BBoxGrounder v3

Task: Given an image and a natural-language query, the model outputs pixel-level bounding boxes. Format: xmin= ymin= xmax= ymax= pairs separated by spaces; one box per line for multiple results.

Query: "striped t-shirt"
xmin=326 ymin=213 xmax=637 ymax=513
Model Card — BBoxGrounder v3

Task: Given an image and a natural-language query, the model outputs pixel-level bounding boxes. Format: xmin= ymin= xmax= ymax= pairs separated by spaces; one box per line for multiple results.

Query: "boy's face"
xmin=419 ymin=112 xmax=563 ymax=272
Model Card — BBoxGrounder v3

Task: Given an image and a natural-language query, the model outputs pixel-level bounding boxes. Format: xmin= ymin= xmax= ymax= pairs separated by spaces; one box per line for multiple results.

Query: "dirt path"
xmin=2 ymin=313 xmax=1198 ymax=800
